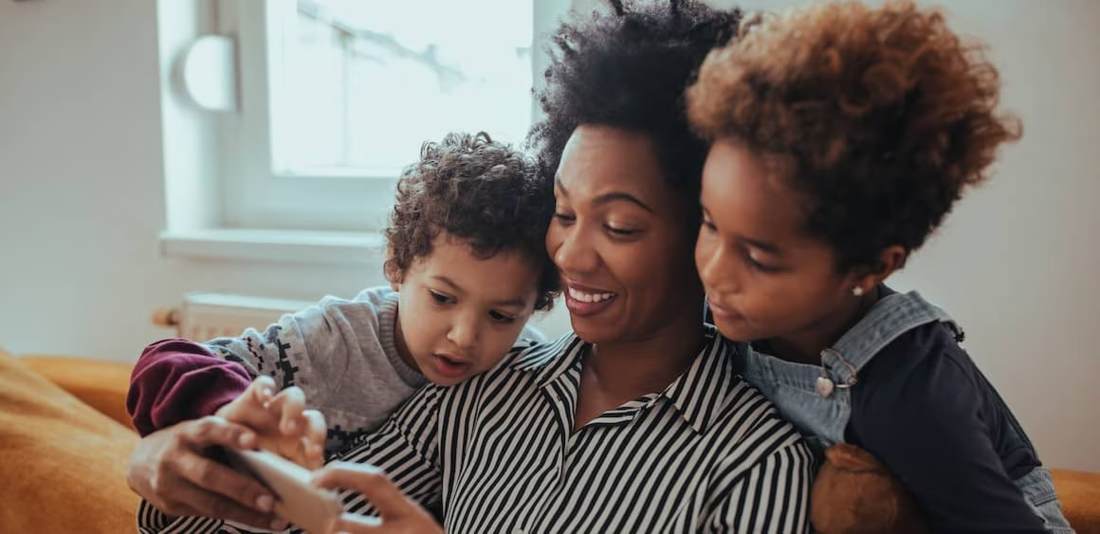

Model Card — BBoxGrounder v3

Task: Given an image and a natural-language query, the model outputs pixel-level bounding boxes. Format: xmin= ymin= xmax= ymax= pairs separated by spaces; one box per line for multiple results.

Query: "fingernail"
xmin=271 ymin=519 xmax=289 ymax=530
xmin=256 ymin=495 xmax=274 ymax=512
xmin=261 ymin=388 xmax=273 ymax=399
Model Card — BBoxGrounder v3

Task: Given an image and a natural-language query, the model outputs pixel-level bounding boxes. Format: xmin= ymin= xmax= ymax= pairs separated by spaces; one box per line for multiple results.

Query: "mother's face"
xmin=546 ymin=125 xmax=702 ymax=344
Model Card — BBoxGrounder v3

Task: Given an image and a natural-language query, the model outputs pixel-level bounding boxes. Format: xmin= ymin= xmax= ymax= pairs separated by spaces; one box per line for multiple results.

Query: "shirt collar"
xmin=514 ymin=326 xmax=741 ymax=434
xmin=656 ymin=327 xmax=740 ymax=434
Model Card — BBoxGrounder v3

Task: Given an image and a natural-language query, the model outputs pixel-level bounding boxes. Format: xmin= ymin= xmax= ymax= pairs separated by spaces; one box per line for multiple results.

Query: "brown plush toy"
xmin=811 ymin=444 xmax=929 ymax=534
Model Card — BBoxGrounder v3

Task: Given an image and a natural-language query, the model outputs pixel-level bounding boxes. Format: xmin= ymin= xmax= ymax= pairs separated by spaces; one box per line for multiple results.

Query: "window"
xmin=223 ymin=0 xmax=541 ymax=231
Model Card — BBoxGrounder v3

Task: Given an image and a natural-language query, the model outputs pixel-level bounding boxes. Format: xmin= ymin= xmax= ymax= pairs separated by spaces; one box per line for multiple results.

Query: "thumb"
xmin=312 ymin=462 xmax=410 ymax=518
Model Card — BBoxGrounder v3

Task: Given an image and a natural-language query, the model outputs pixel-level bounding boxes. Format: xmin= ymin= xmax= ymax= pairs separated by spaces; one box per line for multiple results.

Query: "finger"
xmin=272 ymin=386 xmax=307 ymax=435
xmin=251 ymin=375 xmax=277 ymax=406
xmin=162 ymin=476 xmax=281 ymax=530
xmin=331 ymin=513 xmax=383 ymax=533
xmin=312 ymin=463 xmax=409 ymax=518
xmin=173 ymin=447 xmax=276 ymax=516
xmin=181 ymin=416 xmax=258 ymax=450
xmin=226 ymin=379 xmax=283 ymax=433
xmin=302 ymin=409 xmax=328 ymax=468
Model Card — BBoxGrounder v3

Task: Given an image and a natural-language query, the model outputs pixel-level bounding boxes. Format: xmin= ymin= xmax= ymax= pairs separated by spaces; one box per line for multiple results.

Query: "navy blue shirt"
xmin=706 ymin=297 xmax=1047 ymax=532
xmin=847 ymin=318 xmax=1045 ymax=532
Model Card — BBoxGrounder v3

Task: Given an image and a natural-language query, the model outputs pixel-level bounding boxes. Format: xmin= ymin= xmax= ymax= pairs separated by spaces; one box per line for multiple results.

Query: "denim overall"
xmin=731 ymin=290 xmax=1073 ymax=532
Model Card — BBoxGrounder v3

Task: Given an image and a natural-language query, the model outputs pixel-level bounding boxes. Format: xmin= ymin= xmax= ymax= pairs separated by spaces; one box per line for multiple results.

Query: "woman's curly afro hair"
xmin=528 ymin=0 xmax=743 ymax=205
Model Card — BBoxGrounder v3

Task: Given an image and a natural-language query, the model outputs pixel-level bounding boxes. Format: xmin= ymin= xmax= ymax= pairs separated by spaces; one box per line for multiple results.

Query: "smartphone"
xmin=221 ymin=447 xmax=344 ymax=534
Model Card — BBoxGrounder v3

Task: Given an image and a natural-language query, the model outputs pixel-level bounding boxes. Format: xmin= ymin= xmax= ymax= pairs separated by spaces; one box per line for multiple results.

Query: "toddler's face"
xmin=393 ymin=233 xmax=542 ymax=386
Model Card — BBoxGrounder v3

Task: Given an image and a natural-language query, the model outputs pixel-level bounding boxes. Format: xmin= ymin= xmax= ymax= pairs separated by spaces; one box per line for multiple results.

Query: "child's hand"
xmin=215 ymin=376 xmax=327 ymax=469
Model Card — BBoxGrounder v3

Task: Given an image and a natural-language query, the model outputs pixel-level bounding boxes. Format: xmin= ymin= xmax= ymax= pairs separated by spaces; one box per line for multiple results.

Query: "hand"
xmin=216 ymin=376 xmax=327 ymax=469
xmin=311 ymin=463 xmax=443 ymax=534
xmin=126 ymin=416 xmax=290 ymax=531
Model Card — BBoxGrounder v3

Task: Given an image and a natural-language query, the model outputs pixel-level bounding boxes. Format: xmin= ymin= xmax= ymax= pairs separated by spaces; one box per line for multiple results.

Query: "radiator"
xmin=153 ymin=292 xmax=315 ymax=340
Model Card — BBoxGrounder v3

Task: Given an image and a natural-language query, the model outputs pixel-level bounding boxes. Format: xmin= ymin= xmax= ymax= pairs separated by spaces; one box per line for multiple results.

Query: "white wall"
xmin=0 ymin=0 xmax=1097 ymax=471
xmin=0 ymin=0 xmax=395 ymax=358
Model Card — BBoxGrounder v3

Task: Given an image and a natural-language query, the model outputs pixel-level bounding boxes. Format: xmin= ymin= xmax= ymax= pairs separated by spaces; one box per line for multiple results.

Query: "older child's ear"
xmin=852 ymin=246 xmax=908 ymax=296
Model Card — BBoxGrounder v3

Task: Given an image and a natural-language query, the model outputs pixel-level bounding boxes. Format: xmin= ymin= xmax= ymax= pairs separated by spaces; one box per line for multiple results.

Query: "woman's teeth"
xmin=568 ymin=287 xmax=616 ymax=303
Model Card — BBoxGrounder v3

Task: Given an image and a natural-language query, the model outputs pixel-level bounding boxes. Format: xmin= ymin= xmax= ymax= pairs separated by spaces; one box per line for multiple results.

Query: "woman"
xmin=129 ymin=1 xmax=813 ymax=533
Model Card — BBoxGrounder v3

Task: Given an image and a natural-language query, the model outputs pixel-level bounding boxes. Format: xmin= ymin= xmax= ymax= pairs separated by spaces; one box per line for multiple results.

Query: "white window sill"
xmin=159 ymin=229 xmax=386 ymax=265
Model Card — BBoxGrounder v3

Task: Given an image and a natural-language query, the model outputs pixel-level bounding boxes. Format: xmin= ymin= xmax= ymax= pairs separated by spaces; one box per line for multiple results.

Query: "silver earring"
xmin=852 ymin=286 xmax=864 ymax=297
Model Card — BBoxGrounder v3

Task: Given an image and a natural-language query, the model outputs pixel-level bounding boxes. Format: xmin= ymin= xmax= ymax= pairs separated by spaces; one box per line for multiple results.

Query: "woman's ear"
xmin=850 ymin=246 xmax=907 ymax=296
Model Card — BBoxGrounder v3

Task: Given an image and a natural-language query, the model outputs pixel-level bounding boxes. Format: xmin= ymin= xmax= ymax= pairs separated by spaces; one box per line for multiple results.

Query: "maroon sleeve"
xmin=126 ymin=338 xmax=253 ymax=436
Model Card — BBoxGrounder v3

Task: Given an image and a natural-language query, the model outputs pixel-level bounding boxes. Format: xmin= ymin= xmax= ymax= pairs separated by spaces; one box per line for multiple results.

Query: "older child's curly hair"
xmin=528 ymin=0 xmax=742 ymax=203
xmin=384 ymin=132 xmax=559 ymax=311
xmin=687 ymin=0 xmax=1022 ymax=269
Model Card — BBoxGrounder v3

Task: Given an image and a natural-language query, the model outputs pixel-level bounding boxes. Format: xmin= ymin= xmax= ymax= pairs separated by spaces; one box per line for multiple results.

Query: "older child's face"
xmin=695 ymin=139 xmax=863 ymax=346
xmin=546 ymin=125 xmax=701 ymax=344
xmin=392 ymin=234 xmax=541 ymax=386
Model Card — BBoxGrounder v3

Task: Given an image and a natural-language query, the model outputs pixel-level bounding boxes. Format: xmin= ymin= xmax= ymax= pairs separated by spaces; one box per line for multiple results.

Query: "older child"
xmin=688 ymin=1 xmax=1071 ymax=532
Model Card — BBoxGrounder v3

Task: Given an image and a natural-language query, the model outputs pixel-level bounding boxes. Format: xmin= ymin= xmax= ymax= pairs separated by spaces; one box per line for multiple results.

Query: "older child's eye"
xmin=553 ymin=212 xmax=576 ymax=224
xmin=429 ymin=290 xmax=455 ymax=305
xmin=701 ymin=218 xmax=718 ymax=234
xmin=489 ymin=311 xmax=516 ymax=324
xmin=744 ymin=252 xmax=782 ymax=274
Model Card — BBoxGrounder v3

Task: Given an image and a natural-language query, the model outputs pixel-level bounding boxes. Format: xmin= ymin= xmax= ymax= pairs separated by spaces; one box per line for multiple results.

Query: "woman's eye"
xmin=553 ymin=212 xmax=576 ymax=223
xmin=701 ymin=219 xmax=717 ymax=234
xmin=605 ymin=225 xmax=637 ymax=237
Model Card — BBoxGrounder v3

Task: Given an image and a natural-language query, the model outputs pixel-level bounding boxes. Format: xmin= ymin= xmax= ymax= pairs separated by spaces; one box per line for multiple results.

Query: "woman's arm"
xmin=133 ymin=386 xmax=446 ymax=533
xmin=312 ymin=463 xmax=443 ymax=534
xmin=128 ymin=416 xmax=286 ymax=533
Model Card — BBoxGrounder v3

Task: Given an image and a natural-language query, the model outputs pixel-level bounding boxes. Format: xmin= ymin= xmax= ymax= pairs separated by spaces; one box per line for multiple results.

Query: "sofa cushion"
xmin=1053 ymin=468 xmax=1100 ymax=533
xmin=18 ymin=354 xmax=134 ymax=429
xmin=0 ymin=348 xmax=139 ymax=533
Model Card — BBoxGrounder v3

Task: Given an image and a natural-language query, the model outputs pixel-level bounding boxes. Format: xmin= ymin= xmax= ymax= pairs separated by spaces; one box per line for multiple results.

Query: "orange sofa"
xmin=1 ymin=349 xmax=1098 ymax=533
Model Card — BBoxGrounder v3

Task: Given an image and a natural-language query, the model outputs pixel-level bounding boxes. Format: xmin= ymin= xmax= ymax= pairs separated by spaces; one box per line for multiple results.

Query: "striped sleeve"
xmin=333 ymin=385 xmax=445 ymax=517
xmin=135 ymin=386 xmax=444 ymax=534
xmin=135 ymin=502 xmax=229 ymax=534
xmin=706 ymin=438 xmax=814 ymax=534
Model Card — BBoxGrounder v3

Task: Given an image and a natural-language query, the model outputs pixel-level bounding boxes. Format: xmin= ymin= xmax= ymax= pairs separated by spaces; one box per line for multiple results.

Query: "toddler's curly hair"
xmin=384 ymin=132 xmax=559 ymax=311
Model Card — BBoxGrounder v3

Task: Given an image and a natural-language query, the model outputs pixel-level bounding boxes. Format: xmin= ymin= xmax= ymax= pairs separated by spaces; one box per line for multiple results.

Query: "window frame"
xmin=221 ymin=0 xmax=550 ymax=232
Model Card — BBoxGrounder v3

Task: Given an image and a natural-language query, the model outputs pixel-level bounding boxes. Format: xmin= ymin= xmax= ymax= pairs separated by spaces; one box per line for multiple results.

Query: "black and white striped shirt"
xmin=139 ymin=328 xmax=813 ymax=533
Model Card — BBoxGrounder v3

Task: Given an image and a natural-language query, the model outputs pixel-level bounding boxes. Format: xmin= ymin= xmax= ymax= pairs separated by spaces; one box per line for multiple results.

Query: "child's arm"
xmin=851 ymin=349 xmax=1047 ymax=532
xmin=127 ymin=338 xmax=252 ymax=436
xmin=128 ymin=289 xmax=412 ymax=451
